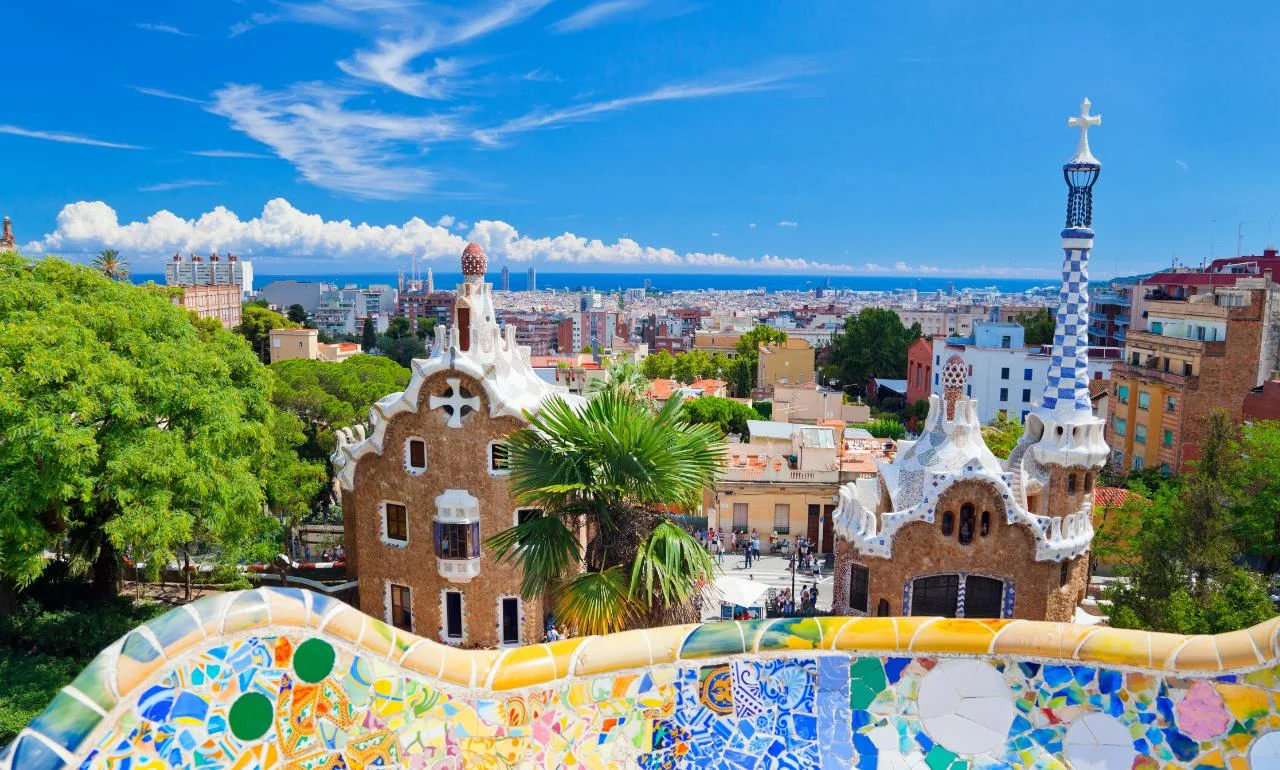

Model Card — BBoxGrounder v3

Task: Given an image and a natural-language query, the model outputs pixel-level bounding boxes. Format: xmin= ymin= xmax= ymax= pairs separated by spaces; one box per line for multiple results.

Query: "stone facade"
xmin=333 ymin=243 xmax=579 ymax=649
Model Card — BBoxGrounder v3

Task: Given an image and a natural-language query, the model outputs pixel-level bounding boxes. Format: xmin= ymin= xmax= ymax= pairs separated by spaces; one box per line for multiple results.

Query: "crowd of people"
xmin=770 ymin=585 xmax=821 ymax=616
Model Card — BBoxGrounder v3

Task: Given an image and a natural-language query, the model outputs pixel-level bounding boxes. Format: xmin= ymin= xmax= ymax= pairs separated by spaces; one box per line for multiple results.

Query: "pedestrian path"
xmin=700 ymin=552 xmax=833 ymax=621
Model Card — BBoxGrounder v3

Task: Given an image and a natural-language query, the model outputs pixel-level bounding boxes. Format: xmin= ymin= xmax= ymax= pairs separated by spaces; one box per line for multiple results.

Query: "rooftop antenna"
xmin=1238 ymin=220 xmax=1246 ymax=258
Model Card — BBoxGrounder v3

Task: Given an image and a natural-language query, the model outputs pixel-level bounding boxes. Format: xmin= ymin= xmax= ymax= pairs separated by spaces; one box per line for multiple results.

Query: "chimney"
xmin=2 ymin=216 xmax=12 ymax=244
xmin=173 ymin=253 xmax=182 ymax=262
xmin=1265 ymin=248 xmax=1278 ymax=259
xmin=209 ymin=251 xmax=219 ymax=262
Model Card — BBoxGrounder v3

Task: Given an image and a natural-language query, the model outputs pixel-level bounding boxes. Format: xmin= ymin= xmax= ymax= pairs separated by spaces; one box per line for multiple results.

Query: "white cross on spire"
xmin=1067 ymin=98 xmax=1102 ymax=164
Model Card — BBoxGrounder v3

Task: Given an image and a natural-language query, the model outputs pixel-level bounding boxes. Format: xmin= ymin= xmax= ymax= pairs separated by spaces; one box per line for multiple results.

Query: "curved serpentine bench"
xmin=6 ymin=587 xmax=1280 ymax=769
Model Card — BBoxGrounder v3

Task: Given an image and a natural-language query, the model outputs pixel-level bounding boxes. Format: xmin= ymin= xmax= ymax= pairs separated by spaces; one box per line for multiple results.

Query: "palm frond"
xmin=554 ymin=566 xmax=639 ymax=635
xmin=484 ymin=512 xmax=581 ymax=599
xmin=630 ymin=519 xmax=718 ymax=608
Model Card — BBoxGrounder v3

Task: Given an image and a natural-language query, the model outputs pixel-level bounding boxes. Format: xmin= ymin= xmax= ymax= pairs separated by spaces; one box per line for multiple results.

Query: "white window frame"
xmin=380 ymin=500 xmax=409 ymax=548
xmin=441 ymin=589 xmax=466 ymax=643
xmin=404 ymin=436 xmax=428 ymax=475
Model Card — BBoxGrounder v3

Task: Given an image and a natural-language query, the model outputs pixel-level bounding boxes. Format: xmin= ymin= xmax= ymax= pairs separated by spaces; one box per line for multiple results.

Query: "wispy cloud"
xmin=1175 ymin=159 xmax=1189 ymax=170
xmin=476 ymin=59 xmax=811 ymax=144
xmin=136 ymin=22 xmax=193 ymax=36
xmin=337 ymin=0 xmax=551 ymax=97
xmin=139 ymin=180 xmax=220 ymax=192
xmin=551 ymin=0 xmax=648 ymax=33
xmin=748 ymin=223 xmax=757 ymax=229
xmin=207 ymin=82 xmax=461 ymax=198
xmin=189 ymin=149 xmax=273 ymax=159
xmin=777 ymin=220 xmax=798 ymax=228
xmin=133 ymin=86 xmax=207 ymax=105
xmin=0 ymin=124 xmax=144 ymax=150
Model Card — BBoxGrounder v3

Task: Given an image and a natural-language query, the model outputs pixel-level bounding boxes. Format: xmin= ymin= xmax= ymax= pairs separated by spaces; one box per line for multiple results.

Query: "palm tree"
xmin=587 ymin=359 xmax=650 ymax=400
xmin=92 ymin=249 xmax=129 ymax=281
xmin=487 ymin=390 xmax=723 ymax=635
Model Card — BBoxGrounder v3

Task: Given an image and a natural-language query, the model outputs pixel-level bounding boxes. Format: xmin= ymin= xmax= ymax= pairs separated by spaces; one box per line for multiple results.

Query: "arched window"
xmin=980 ymin=511 xmax=990 ymax=537
xmin=877 ymin=599 xmax=890 ymax=617
xmin=958 ymin=503 xmax=975 ymax=545
xmin=405 ymin=437 xmax=427 ymax=473
xmin=1067 ymin=473 xmax=1078 ymax=495
xmin=941 ymin=511 xmax=955 ymax=537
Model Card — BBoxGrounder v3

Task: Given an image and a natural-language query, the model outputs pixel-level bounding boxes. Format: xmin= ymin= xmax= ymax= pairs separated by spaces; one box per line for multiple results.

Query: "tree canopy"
xmin=286 ymin=304 xmax=308 ymax=325
xmin=981 ymin=411 xmax=1024 ymax=458
xmin=236 ymin=304 xmax=298 ymax=363
xmin=829 ymin=309 xmax=921 ymax=395
xmin=865 ymin=416 xmax=907 ymax=440
xmin=1018 ymin=308 xmax=1056 ymax=346
xmin=683 ymin=396 xmax=761 ymax=438
xmin=641 ymin=350 xmax=675 ymax=380
xmin=0 ymin=255 xmax=289 ymax=598
xmin=1104 ymin=411 xmax=1277 ymax=633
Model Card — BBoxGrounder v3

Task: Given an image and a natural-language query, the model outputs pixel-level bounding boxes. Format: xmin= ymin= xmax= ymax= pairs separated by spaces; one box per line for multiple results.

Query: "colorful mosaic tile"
xmin=6 ymin=589 xmax=1280 ymax=769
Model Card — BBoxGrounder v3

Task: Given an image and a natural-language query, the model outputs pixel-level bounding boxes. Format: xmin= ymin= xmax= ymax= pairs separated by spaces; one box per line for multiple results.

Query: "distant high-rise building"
xmin=500 ymin=265 xmax=510 ymax=291
xmin=527 ymin=267 xmax=537 ymax=292
xmin=1 ymin=216 xmax=14 ymax=251
xmin=166 ymin=252 xmax=254 ymax=294
xmin=426 ymin=267 xmax=434 ymax=294
xmin=643 ymin=277 xmax=651 ymax=292
xmin=947 ymin=281 xmax=956 ymax=296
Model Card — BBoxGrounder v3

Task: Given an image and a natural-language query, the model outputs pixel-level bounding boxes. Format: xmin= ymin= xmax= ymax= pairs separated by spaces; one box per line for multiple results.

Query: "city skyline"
xmin=5 ymin=2 xmax=1280 ymax=278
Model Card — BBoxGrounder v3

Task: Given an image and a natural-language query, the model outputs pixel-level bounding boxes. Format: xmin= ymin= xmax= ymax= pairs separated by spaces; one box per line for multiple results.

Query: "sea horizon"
xmin=133 ymin=271 xmax=1055 ymax=295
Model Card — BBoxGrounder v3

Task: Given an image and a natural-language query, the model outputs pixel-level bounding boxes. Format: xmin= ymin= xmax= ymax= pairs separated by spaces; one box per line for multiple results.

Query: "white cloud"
xmin=228 ymin=20 xmax=256 ymax=37
xmin=0 ymin=124 xmax=145 ymax=150
xmin=136 ymin=22 xmax=193 ymax=36
xmin=475 ymin=59 xmax=811 ymax=144
xmin=338 ymin=0 xmax=551 ymax=97
xmin=1175 ymin=159 xmax=1189 ymax=170
xmin=206 ymin=82 xmax=461 ymax=198
xmin=748 ymin=223 xmax=757 ymax=228
xmin=133 ymin=86 xmax=207 ymax=105
xmin=24 ymin=197 xmax=1059 ymax=278
xmin=436 ymin=214 xmax=456 ymax=227
xmin=777 ymin=220 xmax=798 ymax=227
xmin=550 ymin=0 xmax=648 ymax=33
xmin=139 ymin=180 xmax=220 ymax=193
xmin=710 ymin=232 xmax=720 ymax=237
xmin=188 ymin=149 xmax=272 ymax=159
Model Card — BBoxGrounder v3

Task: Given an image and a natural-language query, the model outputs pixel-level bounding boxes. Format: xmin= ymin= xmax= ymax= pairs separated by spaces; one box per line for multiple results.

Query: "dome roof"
xmin=461 ymin=242 xmax=487 ymax=276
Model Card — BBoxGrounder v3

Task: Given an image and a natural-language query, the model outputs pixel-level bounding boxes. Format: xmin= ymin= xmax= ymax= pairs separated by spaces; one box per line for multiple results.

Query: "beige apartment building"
xmin=772 ymin=384 xmax=870 ymax=424
xmin=269 ymin=328 xmax=362 ymax=363
xmin=693 ymin=331 xmax=742 ymax=358
xmin=757 ymin=337 xmax=815 ymax=391
xmin=170 ymin=284 xmax=242 ymax=329
xmin=893 ymin=306 xmax=990 ymax=337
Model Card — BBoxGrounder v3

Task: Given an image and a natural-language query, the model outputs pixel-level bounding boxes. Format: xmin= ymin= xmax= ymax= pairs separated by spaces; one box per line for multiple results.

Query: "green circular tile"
xmin=293 ymin=638 xmax=336 ymax=683
xmin=228 ymin=692 xmax=273 ymax=741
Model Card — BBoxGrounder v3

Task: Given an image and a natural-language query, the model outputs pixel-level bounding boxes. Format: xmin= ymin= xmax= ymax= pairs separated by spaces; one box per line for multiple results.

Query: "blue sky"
xmin=4 ymin=1 xmax=1279 ymax=278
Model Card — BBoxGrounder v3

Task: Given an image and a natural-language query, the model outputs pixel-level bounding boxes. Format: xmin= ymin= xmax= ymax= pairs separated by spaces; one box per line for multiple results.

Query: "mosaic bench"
xmin=6 ymin=588 xmax=1280 ymax=769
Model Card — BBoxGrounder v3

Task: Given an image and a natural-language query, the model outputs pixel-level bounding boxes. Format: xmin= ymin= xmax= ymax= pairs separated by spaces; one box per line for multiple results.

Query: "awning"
xmin=713 ymin=576 xmax=770 ymax=608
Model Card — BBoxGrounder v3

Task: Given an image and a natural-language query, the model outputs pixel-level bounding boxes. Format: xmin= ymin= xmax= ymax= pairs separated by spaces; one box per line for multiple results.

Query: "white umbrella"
xmin=713 ymin=575 xmax=771 ymax=608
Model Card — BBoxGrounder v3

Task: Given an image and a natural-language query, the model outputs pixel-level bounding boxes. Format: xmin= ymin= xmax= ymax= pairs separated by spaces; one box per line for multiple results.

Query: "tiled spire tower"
xmin=1019 ymin=99 xmax=1110 ymax=470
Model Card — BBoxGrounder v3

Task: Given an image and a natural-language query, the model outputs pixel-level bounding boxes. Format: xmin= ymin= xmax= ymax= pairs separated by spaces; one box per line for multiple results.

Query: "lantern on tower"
xmin=1063 ymin=98 xmax=1102 ymax=231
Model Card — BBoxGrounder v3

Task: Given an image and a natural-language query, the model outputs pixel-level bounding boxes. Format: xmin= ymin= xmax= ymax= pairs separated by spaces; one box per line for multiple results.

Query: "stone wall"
xmin=345 ymin=369 xmax=544 ymax=648
xmin=834 ymin=479 xmax=1087 ymax=622
xmin=11 ymin=587 xmax=1280 ymax=769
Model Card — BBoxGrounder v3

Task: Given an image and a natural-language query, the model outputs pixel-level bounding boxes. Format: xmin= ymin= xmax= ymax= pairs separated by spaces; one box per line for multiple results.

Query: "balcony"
xmin=1111 ymin=361 xmax=1199 ymax=390
xmin=1146 ymin=298 xmax=1258 ymax=321
xmin=1114 ymin=327 xmax=1126 ymax=341
xmin=723 ymin=466 xmax=841 ymax=484
xmin=1114 ymin=314 xmax=1130 ymax=326
xmin=1093 ymin=292 xmax=1131 ymax=307
xmin=437 ymin=557 xmax=482 ymax=583
xmin=1087 ymin=311 xmax=1111 ymax=324
xmin=1126 ymin=329 xmax=1226 ymax=356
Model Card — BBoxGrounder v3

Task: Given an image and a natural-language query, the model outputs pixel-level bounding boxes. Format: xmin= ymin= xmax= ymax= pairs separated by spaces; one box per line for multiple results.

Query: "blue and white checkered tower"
xmin=1021 ymin=99 xmax=1110 ymax=472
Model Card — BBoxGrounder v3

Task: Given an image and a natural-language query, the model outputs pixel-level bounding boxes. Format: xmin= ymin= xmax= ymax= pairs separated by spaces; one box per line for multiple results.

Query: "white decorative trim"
xmin=378 ymin=500 xmax=409 ymax=548
xmin=439 ymin=588 xmax=467 ymax=646
xmin=383 ymin=579 xmax=414 ymax=633
xmin=495 ymin=594 xmax=525 ymax=649
xmin=487 ymin=440 xmax=511 ymax=477
xmin=402 ymin=436 xmax=428 ymax=476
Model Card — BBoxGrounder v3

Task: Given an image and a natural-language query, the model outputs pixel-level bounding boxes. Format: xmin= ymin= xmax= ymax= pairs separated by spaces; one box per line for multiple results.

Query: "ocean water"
xmin=133 ymin=271 xmax=1049 ymax=295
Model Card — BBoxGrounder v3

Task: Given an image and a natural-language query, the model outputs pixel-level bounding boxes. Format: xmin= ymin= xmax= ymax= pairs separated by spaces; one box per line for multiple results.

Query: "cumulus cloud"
xmin=435 ymin=214 xmax=456 ymax=228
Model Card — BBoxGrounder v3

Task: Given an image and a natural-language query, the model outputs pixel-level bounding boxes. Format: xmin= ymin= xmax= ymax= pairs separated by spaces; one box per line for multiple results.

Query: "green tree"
xmin=487 ymin=391 xmax=722 ymax=634
xmin=1231 ymin=420 xmax=1280 ymax=573
xmin=1018 ymin=308 xmax=1056 ymax=346
xmin=90 ymin=249 xmax=129 ymax=281
xmin=0 ymin=255 xmax=285 ymax=603
xmin=683 ymin=395 xmax=760 ymax=438
xmin=641 ymin=349 xmax=675 ymax=380
xmin=286 ymin=304 xmax=308 ymax=325
xmin=829 ymin=309 xmax=920 ymax=397
xmin=672 ymin=349 xmax=714 ymax=384
xmin=981 ymin=411 xmax=1024 ymax=458
xmin=588 ymin=360 xmax=649 ymax=399
xmin=730 ymin=325 xmax=788 ymax=394
xmin=361 ymin=318 xmax=377 ymax=352
xmin=1105 ymin=411 xmax=1276 ymax=633
xmin=865 ymin=417 xmax=907 ymax=440
xmin=375 ymin=333 xmax=427 ymax=368
xmin=414 ymin=316 xmax=437 ymax=341
xmin=236 ymin=304 xmax=298 ymax=363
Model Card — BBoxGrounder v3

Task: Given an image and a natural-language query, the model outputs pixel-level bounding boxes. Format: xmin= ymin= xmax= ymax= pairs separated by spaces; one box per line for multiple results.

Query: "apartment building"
xmin=169 ymin=284 xmax=242 ymax=329
xmin=269 ymin=328 xmax=362 ymax=363
xmin=1087 ymin=281 xmax=1136 ymax=348
xmin=398 ymin=290 xmax=456 ymax=334
xmin=893 ymin=305 xmax=989 ymax=337
xmin=756 ymin=337 xmax=816 ymax=391
xmin=165 ymin=252 xmax=254 ymax=294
